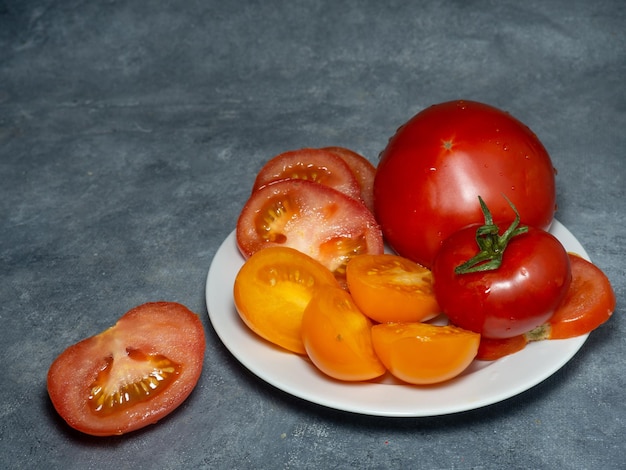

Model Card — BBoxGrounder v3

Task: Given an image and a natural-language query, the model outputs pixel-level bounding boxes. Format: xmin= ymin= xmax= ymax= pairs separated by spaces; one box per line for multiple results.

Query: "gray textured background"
xmin=1 ymin=1 xmax=624 ymax=468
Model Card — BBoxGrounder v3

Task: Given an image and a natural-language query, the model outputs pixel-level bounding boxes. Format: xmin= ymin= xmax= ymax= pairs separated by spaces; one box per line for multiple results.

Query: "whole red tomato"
xmin=374 ymin=100 xmax=557 ymax=268
xmin=432 ymin=201 xmax=571 ymax=339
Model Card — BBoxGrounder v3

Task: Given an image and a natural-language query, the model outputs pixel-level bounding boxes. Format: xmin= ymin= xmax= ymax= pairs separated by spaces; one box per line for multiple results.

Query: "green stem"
xmin=454 ymin=196 xmax=528 ymax=275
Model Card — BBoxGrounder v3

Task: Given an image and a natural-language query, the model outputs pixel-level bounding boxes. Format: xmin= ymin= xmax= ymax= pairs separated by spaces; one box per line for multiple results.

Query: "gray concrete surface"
xmin=1 ymin=1 xmax=624 ymax=468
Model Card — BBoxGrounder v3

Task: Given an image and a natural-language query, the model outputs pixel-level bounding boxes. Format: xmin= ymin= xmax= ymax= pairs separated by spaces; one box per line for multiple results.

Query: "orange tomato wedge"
xmin=346 ymin=254 xmax=440 ymax=323
xmin=371 ymin=322 xmax=480 ymax=385
xmin=301 ymin=285 xmax=386 ymax=381
xmin=233 ymin=246 xmax=339 ymax=354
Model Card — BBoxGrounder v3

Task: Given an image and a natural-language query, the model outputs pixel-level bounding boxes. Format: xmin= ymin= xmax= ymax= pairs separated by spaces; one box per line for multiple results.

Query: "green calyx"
xmin=454 ymin=195 xmax=528 ymax=275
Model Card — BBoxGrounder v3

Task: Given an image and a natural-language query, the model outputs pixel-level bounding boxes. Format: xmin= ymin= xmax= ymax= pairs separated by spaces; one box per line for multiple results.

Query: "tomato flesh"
xmin=301 ymin=285 xmax=385 ymax=381
xmin=234 ymin=246 xmax=340 ymax=354
xmin=252 ymin=148 xmax=362 ymax=202
xmin=433 ymin=226 xmax=571 ymax=339
xmin=47 ymin=302 xmax=206 ymax=436
xmin=236 ymin=179 xmax=383 ymax=281
xmin=374 ymin=100 xmax=556 ymax=268
xmin=346 ymin=254 xmax=440 ymax=323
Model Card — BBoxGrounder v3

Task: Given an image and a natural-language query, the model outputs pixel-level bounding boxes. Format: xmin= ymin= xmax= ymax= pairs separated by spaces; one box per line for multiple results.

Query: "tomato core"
xmin=88 ymin=349 xmax=181 ymax=416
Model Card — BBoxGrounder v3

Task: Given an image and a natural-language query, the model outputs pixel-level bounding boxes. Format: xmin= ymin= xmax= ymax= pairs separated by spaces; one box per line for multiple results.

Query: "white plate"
xmin=206 ymin=220 xmax=590 ymax=417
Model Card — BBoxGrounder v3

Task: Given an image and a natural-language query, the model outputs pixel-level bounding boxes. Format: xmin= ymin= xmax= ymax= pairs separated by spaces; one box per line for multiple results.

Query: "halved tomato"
xmin=252 ymin=148 xmax=362 ymax=202
xmin=301 ymin=285 xmax=386 ymax=381
xmin=323 ymin=146 xmax=376 ymax=213
xmin=47 ymin=302 xmax=206 ymax=436
xmin=236 ymin=179 xmax=384 ymax=282
xmin=346 ymin=254 xmax=440 ymax=323
xmin=234 ymin=246 xmax=340 ymax=354
xmin=371 ymin=322 xmax=480 ymax=385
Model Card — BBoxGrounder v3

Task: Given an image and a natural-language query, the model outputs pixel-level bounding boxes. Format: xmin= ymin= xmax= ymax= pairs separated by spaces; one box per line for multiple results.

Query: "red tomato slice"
xmin=252 ymin=148 xmax=362 ymax=202
xmin=323 ymin=146 xmax=376 ymax=213
xmin=47 ymin=302 xmax=205 ymax=436
xmin=528 ymin=253 xmax=616 ymax=340
xmin=236 ymin=179 xmax=384 ymax=281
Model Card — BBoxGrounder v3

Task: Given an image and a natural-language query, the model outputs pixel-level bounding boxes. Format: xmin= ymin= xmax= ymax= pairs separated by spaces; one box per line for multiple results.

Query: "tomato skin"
xmin=374 ymin=100 xmax=556 ymax=268
xmin=234 ymin=246 xmax=340 ymax=354
xmin=301 ymin=285 xmax=386 ymax=381
xmin=47 ymin=302 xmax=205 ymax=436
xmin=236 ymin=179 xmax=384 ymax=281
xmin=345 ymin=254 xmax=440 ymax=323
xmin=433 ymin=226 xmax=571 ymax=339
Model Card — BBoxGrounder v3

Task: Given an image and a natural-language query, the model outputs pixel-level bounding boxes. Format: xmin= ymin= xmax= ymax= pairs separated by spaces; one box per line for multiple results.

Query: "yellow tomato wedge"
xmin=371 ymin=322 xmax=480 ymax=385
xmin=301 ymin=285 xmax=386 ymax=381
xmin=233 ymin=246 xmax=339 ymax=354
xmin=346 ymin=254 xmax=440 ymax=323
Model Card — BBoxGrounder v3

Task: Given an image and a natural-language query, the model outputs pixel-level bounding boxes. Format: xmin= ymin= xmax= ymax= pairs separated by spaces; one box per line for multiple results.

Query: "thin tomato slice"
xmin=236 ymin=179 xmax=384 ymax=282
xmin=371 ymin=322 xmax=480 ymax=385
xmin=234 ymin=246 xmax=340 ymax=354
xmin=47 ymin=302 xmax=206 ymax=436
xmin=346 ymin=254 xmax=440 ymax=323
xmin=252 ymin=148 xmax=362 ymax=202
xmin=323 ymin=146 xmax=376 ymax=213
xmin=301 ymin=285 xmax=386 ymax=381
xmin=527 ymin=253 xmax=616 ymax=340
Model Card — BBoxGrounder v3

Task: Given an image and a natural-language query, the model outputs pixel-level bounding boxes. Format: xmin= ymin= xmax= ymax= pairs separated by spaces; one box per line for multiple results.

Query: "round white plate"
xmin=206 ymin=220 xmax=590 ymax=417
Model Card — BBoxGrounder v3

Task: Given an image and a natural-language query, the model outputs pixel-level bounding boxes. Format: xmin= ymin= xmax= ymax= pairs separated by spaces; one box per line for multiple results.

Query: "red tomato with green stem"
xmin=374 ymin=100 xmax=557 ymax=268
xmin=433 ymin=197 xmax=571 ymax=339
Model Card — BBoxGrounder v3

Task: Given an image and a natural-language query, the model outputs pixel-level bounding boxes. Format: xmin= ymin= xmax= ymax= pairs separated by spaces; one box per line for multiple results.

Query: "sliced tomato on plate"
xmin=47 ymin=302 xmax=205 ymax=436
xmin=323 ymin=146 xmax=376 ymax=213
xmin=252 ymin=148 xmax=362 ymax=202
xmin=371 ymin=322 xmax=480 ymax=385
xmin=345 ymin=253 xmax=440 ymax=323
xmin=301 ymin=284 xmax=386 ymax=381
xmin=236 ymin=179 xmax=384 ymax=281
xmin=234 ymin=246 xmax=340 ymax=355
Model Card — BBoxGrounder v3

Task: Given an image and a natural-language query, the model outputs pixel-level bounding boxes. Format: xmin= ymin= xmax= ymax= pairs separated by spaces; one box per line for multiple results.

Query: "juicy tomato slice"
xmin=236 ymin=179 xmax=384 ymax=282
xmin=234 ymin=246 xmax=340 ymax=354
xmin=252 ymin=148 xmax=362 ymax=202
xmin=345 ymin=254 xmax=440 ymax=323
xmin=323 ymin=146 xmax=376 ymax=213
xmin=47 ymin=302 xmax=206 ymax=436
xmin=301 ymin=285 xmax=386 ymax=381
xmin=371 ymin=322 xmax=480 ymax=385
xmin=527 ymin=253 xmax=616 ymax=340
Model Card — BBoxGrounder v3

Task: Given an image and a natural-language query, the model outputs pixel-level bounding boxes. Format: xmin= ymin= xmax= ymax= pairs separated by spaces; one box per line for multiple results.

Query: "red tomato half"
xmin=433 ymin=226 xmax=571 ymax=339
xmin=252 ymin=148 xmax=362 ymax=202
xmin=236 ymin=179 xmax=383 ymax=281
xmin=47 ymin=302 xmax=206 ymax=436
xmin=374 ymin=100 xmax=557 ymax=268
